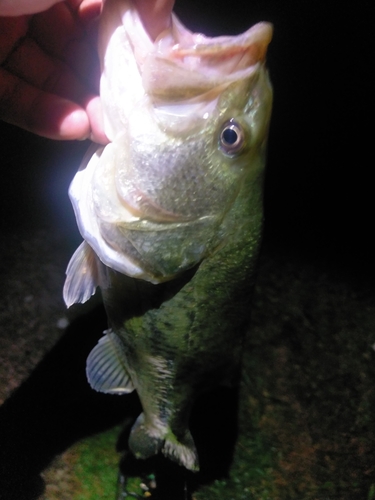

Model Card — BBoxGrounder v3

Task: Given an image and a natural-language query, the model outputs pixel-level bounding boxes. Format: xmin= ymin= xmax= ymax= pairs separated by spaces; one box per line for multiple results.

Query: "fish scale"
xmin=123 ymin=131 xmax=235 ymax=218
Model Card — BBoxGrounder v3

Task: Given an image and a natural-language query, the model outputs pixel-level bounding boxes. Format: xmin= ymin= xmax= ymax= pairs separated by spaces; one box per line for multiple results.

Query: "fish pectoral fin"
xmin=86 ymin=330 xmax=134 ymax=394
xmin=63 ymin=241 xmax=99 ymax=307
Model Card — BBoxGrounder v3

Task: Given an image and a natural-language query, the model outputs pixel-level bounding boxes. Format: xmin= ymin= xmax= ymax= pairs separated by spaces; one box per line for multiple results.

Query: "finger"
xmin=85 ymin=95 xmax=109 ymax=144
xmin=29 ymin=2 xmax=99 ymax=91
xmin=0 ymin=67 xmax=90 ymax=140
xmin=3 ymin=37 xmax=90 ymax=104
xmin=134 ymin=0 xmax=175 ymax=40
xmin=68 ymin=0 xmax=102 ymax=23
xmin=0 ymin=16 xmax=29 ymax=63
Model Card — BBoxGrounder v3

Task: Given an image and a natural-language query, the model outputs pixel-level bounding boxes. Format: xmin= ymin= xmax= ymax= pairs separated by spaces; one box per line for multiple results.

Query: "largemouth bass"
xmin=63 ymin=0 xmax=272 ymax=471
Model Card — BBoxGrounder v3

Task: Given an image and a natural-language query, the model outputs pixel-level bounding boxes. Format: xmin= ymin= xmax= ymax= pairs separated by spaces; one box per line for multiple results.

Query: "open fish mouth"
xmin=143 ymin=21 xmax=273 ymax=101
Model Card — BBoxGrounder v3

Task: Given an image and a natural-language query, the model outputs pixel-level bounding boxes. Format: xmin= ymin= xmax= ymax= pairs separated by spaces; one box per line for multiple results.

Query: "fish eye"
xmin=219 ymin=120 xmax=245 ymax=156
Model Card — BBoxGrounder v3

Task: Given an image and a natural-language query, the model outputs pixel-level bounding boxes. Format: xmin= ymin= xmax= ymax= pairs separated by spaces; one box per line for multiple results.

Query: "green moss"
xmin=194 ymin=433 xmax=277 ymax=500
xmin=73 ymin=427 xmax=120 ymax=499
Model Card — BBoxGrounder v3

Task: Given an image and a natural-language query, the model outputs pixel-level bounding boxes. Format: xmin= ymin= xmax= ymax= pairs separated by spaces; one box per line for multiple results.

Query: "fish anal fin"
xmin=128 ymin=413 xmax=199 ymax=471
xmin=63 ymin=241 xmax=99 ymax=308
xmin=86 ymin=330 xmax=134 ymax=395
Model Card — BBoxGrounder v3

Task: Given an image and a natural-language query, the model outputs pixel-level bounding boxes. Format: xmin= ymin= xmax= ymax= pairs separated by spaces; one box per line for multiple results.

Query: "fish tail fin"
xmin=128 ymin=413 xmax=199 ymax=471
xmin=162 ymin=430 xmax=199 ymax=472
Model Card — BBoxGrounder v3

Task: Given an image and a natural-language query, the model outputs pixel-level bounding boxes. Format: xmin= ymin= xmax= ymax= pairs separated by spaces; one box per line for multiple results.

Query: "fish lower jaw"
xmin=128 ymin=413 xmax=199 ymax=471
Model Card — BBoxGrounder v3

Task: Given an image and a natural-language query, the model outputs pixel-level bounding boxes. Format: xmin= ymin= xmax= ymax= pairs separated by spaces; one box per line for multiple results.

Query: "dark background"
xmin=175 ymin=0 xmax=374 ymax=274
xmin=0 ymin=0 xmax=374 ymax=498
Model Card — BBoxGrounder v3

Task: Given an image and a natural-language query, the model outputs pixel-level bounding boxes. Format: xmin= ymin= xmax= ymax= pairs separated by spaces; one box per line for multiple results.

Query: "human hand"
xmin=0 ymin=0 xmax=108 ymax=143
xmin=0 ymin=0 xmax=174 ymax=143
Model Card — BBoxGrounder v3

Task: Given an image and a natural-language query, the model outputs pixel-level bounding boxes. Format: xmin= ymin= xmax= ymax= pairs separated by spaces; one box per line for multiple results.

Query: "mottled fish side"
xmin=98 ymin=157 xmax=266 ymax=470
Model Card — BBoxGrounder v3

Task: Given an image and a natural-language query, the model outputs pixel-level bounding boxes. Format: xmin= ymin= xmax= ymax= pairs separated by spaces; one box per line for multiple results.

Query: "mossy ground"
xmin=73 ymin=428 xmax=120 ymax=499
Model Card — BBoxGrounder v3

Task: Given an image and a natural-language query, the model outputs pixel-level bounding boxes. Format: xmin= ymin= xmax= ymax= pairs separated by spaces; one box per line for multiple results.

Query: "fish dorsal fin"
xmin=63 ymin=241 xmax=99 ymax=308
xmin=86 ymin=330 xmax=134 ymax=395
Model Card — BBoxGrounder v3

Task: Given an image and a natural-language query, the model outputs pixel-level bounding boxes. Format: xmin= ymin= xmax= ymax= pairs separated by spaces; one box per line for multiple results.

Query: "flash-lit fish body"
xmin=63 ymin=0 xmax=272 ymax=471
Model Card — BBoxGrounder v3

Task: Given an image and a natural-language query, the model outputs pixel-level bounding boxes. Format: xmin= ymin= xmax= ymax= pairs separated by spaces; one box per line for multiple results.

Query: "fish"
xmin=63 ymin=0 xmax=272 ymax=472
